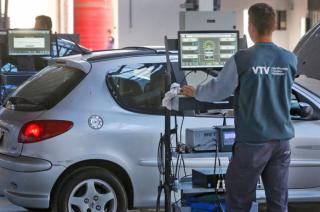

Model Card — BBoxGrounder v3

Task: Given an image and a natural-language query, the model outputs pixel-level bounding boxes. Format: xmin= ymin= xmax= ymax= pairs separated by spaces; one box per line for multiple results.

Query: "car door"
xmin=288 ymin=81 xmax=320 ymax=189
xmin=292 ymin=21 xmax=320 ymax=189
xmin=106 ymin=54 xmax=231 ymax=206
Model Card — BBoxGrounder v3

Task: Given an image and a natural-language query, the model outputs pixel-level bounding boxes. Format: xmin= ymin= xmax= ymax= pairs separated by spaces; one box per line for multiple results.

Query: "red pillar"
xmin=74 ymin=0 xmax=114 ymax=50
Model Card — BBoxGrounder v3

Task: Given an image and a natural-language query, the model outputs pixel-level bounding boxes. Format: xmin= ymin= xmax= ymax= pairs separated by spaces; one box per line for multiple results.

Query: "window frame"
xmin=105 ymin=55 xmax=236 ymax=117
xmin=106 ymin=61 xmax=169 ymax=115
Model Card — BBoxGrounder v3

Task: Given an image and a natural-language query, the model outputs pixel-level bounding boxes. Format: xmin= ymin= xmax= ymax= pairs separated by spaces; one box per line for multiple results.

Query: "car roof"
xmin=86 ymin=46 xmax=178 ymax=61
xmin=64 ymin=46 xmax=175 ymax=61
xmin=86 ymin=49 xmax=159 ymax=62
xmin=49 ymin=47 xmax=177 ymax=73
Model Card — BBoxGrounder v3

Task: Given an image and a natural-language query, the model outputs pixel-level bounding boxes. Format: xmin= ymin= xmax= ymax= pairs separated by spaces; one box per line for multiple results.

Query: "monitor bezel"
xmin=178 ymin=30 xmax=239 ymax=71
xmin=7 ymin=28 xmax=52 ymax=56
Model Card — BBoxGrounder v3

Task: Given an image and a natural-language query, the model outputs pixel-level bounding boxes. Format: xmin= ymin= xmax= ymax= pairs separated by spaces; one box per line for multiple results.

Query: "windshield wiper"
xmin=7 ymin=96 xmax=48 ymax=110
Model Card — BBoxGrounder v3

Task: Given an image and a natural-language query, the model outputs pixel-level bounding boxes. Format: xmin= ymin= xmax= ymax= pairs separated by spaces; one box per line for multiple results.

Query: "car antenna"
xmin=54 ymin=32 xmax=60 ymax=57
xmin=65 ymin=34 xmax=92 ymax=55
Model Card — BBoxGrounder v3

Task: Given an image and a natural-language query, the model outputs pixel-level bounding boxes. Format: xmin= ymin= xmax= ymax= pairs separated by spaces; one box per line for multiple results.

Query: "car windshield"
xmin=295 ymin=75 xmax=320 ymax=97
xmin=4 ymin=65 xmax=85 ymax=111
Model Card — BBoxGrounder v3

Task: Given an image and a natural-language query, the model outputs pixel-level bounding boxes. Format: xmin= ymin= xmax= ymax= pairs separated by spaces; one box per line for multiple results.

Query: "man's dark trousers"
xmin=226 ymin=140 xmax=291 ymax=212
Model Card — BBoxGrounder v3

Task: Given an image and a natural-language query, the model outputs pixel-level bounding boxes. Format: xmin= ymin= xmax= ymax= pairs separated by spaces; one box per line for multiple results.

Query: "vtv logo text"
xmin=252 ymin=66 xmax=270 ymax=75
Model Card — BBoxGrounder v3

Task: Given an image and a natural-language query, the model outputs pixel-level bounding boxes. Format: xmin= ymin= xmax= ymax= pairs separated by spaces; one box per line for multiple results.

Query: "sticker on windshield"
xmin=88 ymin=115 xmax=103 ymax=130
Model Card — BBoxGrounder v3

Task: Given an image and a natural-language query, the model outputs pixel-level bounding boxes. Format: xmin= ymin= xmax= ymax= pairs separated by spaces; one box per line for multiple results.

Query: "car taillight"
xmin=19 ymin=120 xmax=73 ymax=144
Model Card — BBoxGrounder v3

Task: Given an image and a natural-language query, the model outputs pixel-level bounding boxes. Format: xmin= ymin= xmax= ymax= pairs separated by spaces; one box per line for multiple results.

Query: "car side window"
xmin=107 ymin=63 xmax=167 ymax=114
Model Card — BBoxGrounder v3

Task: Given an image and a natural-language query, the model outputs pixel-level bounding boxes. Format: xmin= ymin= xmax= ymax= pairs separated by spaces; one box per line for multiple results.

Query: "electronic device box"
xmin=179 ymin=11 xmax=236 ymax=31
xmin=192 ymin=168 xmax=225 ymax=189
xmin=186 ymin=128 xmax=217 ymax=152
xmin=186 ymin=125 xmax=235 ymax=152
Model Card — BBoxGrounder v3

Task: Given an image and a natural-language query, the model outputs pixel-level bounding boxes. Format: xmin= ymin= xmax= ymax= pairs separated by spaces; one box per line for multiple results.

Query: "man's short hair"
xmin=35 ymin=15 xmax=52 ymax=30
xmin=248 ymin=3 xmax=275 ymax=36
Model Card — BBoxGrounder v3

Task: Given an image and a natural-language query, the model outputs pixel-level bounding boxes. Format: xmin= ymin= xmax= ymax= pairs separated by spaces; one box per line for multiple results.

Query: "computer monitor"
xmin=7 ymin=29 xmax=51 ymax=56
xmin=178 ymin=30 xmax=239 ymax=71
xmin=216 ymin=126 xmax=235 ymax=152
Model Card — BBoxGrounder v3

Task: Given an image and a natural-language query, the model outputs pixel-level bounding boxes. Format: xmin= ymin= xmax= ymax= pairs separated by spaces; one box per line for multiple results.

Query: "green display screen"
xmin=179 ymin=31 xmax=238 ymax=70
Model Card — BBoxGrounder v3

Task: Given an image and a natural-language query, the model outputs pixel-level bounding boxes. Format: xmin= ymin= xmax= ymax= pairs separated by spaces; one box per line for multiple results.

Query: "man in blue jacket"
xmin=181 ymin=3 xmax=297 ymax=212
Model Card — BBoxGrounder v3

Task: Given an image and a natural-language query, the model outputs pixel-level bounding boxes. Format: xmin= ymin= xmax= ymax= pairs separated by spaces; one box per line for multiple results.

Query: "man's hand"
xmin=180 ymin=85 xmax=195 ymax=97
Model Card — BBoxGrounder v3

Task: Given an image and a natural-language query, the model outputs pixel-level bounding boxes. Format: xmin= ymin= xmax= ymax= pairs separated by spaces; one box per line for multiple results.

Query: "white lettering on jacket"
xmin=252 ymin=66 xmax=270 ymax=75
xmin=252 ymin=66 xmax=288 ymax=75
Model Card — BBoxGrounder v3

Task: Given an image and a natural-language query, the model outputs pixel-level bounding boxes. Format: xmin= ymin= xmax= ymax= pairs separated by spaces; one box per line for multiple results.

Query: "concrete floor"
xmin=0 ymin=196 xmax=159 ymax=212
xmin=1 ymin=196 xmax=320 ymax=212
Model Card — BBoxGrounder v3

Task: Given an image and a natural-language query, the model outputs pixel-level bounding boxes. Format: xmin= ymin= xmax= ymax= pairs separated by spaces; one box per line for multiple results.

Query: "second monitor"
xmin=179 ymin=30 xmax=239 ymax=71
xmin=7 ymin=29 xmax=51 ymax=56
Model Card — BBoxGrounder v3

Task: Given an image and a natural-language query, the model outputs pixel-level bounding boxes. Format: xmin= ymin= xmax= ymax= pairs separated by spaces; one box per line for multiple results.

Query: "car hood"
xmin=294 ymin=22 xmax=320 ymax=80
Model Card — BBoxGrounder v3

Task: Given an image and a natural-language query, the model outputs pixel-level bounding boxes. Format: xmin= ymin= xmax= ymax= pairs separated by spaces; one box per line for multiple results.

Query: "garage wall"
xmin=8 ymin=0 xmax=58 ymax=32
xmin=59 ymin=0 xmax=74 ymax=33
xmin=117 ymin=0 xmax=185 ymax=48
xmin=5 ymin=0 xmax=309 ymax=50
xmin=7 ymin=0 xmax=76 ymax=34
xmin=221 ymin=0 xmax=308 ymax=50
xmin=221 ymin=0 xmax=290 ymax=48
xmin=117 ymin=0 xmax=308 ymax=50
xmin=288 ymin=0 xmax=308 ymax=50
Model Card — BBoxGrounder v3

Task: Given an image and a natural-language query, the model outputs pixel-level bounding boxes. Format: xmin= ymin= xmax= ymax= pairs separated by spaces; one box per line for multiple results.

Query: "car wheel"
xmin=52 ymin=166 xmax=128 ymax=212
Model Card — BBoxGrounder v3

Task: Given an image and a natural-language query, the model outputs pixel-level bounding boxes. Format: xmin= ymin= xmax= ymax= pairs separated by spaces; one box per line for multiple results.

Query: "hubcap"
xmin=68 ymin=179 xmax=117 ymax=212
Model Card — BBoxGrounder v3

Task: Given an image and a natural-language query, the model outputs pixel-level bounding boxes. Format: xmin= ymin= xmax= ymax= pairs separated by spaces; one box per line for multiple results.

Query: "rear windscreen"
xmin=4 ymin=65 xmax=85 ymax=111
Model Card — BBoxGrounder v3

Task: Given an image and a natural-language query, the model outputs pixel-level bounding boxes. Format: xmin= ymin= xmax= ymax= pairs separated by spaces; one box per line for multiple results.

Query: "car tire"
xmin=51 ymin=166 xmax=128 ymax=212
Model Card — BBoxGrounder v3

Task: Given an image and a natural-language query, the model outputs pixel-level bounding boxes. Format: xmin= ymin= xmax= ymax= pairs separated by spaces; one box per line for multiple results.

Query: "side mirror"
xmin=290 ymin=101 xmax=314 ymax=119
xmin=299 ymin=102 xmax=314 ymax=118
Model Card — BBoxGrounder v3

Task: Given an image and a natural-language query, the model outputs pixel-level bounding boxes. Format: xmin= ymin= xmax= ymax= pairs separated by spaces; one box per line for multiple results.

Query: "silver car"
xmin=0 ymin=30 xmax=319 ymax=212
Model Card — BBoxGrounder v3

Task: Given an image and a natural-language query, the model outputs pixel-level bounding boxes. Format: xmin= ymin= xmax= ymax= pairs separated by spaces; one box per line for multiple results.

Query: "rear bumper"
xmin=0 ymin=153 xmax=52 ymax=172
xmin=0 ymin=153 xmax=65 ymax=209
